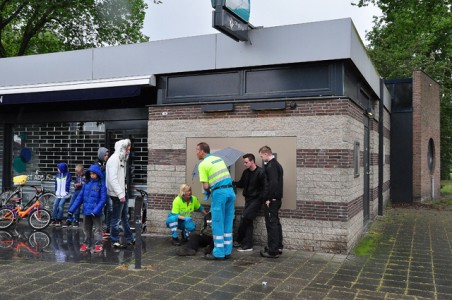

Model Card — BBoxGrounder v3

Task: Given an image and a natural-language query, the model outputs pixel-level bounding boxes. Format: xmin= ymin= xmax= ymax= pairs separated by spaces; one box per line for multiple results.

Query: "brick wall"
xmin=412 ymin=71 xmax=441 ymax=201
xmin=9 ymin=122 xmax=148 ymax=188
xmin=13 ymin=122 xmax=106 ymax=179
xmin=147 ymin=98 xmax=384 ymax=253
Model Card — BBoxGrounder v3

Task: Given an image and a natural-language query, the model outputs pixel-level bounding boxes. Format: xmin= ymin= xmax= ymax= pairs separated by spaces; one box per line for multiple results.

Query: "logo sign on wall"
xmin=224 ymin=0 xmax=250 ymax=22
xmin=211 ymin=0 xmax=253 ymax=42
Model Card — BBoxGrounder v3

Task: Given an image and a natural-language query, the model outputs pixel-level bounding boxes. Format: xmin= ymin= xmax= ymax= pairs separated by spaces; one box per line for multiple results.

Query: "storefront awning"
xmin=0 ymin=75 xmax=155 ymax=105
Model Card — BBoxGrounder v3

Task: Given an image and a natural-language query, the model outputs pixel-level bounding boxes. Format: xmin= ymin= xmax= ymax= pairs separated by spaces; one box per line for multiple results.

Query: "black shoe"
xmin=172 ymin=237 xmax=181 ymax=246
xmin=260 ymin=249 xmax=279 ymax=258
xmin=264 ymin=246 xmax=283 ymax=255
xmin=225 ymin=254 xmax=231 ymax=259
xmin=204 ymin=253 xmax=225 ymax=260
xmin=127 ymin=239 xmax=136 ymax=246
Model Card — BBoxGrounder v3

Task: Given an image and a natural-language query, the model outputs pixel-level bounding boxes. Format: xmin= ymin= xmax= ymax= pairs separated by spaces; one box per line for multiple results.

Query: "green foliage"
xmin=441 ymin=180 xmax=452 ymax=195
xmin=354 ymin=0 xmax=452 ymax=179
xmin=0 ymin=0 xmax=149 ymax=57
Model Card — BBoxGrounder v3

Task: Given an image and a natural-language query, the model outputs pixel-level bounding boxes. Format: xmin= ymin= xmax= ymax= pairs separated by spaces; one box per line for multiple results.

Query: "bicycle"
xmin=0 ymin=229 xmax=51 ymax=256
xmin=0 ymin=196 xmax=51 ymax=230
xmin=2 ymin=173 xmax=56 ymax=211
xmin=135 ymin=188 xmax=148 ymax=233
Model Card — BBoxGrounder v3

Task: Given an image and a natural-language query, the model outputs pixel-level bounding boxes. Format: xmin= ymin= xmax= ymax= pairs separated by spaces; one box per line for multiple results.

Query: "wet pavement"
xmin=0 ymin=207 xmax=450 ymax=299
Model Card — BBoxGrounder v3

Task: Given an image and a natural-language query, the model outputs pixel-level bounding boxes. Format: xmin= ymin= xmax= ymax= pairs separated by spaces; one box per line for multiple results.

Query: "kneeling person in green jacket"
xmin=166 ymin=184 xmax=208 ymax=246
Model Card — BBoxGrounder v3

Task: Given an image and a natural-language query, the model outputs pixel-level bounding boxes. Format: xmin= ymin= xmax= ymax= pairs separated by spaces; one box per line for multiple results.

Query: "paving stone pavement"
xmin=0 ymin=207 xmax=450 ymax=299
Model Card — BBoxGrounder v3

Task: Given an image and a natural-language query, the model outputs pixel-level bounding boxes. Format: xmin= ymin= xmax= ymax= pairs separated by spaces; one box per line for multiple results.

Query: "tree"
xmin=0 ymin=0 xmax=149 ymax=58
xmin=354 ymin=0 xmax=452 ymax=179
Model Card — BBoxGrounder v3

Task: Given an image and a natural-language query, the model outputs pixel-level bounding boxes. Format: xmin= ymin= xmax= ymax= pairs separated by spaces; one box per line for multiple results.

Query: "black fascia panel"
xmin=0 ymin=85 xmax=142 ymax=105
xmin=159 ymin=62 xmax=345 ymax=104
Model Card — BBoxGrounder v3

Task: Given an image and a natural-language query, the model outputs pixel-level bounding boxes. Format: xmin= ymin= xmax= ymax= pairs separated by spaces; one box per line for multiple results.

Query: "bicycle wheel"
xmin=28 ymin=209 xmax=51 ymax=230
xmin=0 ymin=231 xmax=13 ymax=248
xmin=28 ymin=231 xmax=50 ymax=249
xmin=0 ymin=208 xmax=15 ymax=229
xmin=38 ymin=193 xmax=56 ymax=211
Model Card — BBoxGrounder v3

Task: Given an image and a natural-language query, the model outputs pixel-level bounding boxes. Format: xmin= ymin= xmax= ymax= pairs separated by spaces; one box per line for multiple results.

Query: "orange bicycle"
xmin=0 ymin=197 xmax=51 ymax=230
xmin=0 ymin=230 xmax=51 ymax=256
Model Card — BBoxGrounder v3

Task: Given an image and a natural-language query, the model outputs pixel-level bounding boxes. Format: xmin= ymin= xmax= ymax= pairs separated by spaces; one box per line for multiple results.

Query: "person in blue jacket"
xmin=51 ymin=162 xmax=72 ymax=226
xmin=68 ymin=164 xmax=107 ymax=254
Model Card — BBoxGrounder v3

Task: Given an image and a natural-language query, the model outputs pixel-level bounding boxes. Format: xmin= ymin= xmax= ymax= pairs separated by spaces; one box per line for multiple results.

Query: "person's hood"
xmin=57 ymin=162 xmax=68 ymax=174
xmin=85 ymin=164 xmax=103 ymax=181
xmin=97 ymin=147 xmax=109 ymax=162
xmin=114 ymin=139 xmax=131 ymax=161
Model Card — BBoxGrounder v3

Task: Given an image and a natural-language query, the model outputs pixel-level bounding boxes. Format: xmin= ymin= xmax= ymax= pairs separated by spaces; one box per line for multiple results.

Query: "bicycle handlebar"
xmin=135 ymin=188 xmax=148 ymax=197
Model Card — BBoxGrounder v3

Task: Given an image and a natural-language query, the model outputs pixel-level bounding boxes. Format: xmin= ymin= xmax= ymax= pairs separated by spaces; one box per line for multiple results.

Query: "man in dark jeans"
xmin=106 ymin=139 xmax=135 ymax=248
xmin=233 ymin=153 xmax=266 ymax=252
xmin=259 ymin=146 xmax=284 ymax=258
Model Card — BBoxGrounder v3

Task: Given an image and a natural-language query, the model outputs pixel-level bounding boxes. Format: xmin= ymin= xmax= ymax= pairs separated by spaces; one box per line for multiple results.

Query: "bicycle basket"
xmin=13 ymin=175 xmax=27 ymax=186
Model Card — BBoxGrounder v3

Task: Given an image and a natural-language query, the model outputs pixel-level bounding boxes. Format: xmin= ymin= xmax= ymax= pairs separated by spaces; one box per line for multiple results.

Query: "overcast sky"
xmin=143 ymin=0 xmax=382 ymax=44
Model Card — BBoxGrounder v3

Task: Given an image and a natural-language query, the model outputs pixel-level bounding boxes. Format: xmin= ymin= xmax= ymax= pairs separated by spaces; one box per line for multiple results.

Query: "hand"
xmin=184 ymin=217 xmax=192 ymax=222
xmin=120 ymin=197 xmax=126 ymax=203
xmin=265 ymin=200 xmax=270 ymax=207
xmin=203 ymin=191 xmax=211 ymax=201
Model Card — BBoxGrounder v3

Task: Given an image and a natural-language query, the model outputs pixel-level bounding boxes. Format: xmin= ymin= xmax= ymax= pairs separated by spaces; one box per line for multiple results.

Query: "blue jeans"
xmin=52 ymin=196 xmax=69 ymax=221
xmin=110 ymin=196 xmax=134 ymax=244
xmin=67 ymin=190 xmax=82 ymax=222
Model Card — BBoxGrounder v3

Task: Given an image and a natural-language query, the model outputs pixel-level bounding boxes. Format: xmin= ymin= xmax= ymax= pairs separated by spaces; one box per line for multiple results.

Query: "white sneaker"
xmin=237 ymin=247 xmax=253 ymax=252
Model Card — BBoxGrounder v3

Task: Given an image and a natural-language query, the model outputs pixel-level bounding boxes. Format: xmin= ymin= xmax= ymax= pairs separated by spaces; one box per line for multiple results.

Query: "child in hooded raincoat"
xmin=51 ymin=162 xmax=72 ymax=226
xmin=68 ymin=164 xmax=107 ymax=253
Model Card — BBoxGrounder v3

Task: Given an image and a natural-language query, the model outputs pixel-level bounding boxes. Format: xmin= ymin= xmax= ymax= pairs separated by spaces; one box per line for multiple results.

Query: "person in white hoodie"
xmin=106 ymin=139 xmax=135 ymax=248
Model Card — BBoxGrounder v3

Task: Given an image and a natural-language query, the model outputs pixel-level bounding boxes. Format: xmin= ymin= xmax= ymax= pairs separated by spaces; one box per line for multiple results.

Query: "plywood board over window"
xmin=186 ymin=137 xmax=296 ymax=210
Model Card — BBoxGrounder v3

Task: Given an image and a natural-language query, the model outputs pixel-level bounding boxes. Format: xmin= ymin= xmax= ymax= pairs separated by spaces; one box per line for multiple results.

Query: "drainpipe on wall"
xmin=431 ymin=175 xmax=435 ymax=200
xmin=378 ymin=78 xmax=384 ymax=216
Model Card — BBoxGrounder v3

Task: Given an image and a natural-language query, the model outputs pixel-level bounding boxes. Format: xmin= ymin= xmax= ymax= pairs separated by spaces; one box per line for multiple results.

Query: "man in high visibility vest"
xmin=196 ymin=142 xmax=236 ymax=260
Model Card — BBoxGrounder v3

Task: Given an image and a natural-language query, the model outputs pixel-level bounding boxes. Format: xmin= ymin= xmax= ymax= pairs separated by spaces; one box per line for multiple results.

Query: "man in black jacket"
xmin=233 ymin=153 xmax=266 ymax=252
xmin=259 ymin=146 xmax=284 ymax=258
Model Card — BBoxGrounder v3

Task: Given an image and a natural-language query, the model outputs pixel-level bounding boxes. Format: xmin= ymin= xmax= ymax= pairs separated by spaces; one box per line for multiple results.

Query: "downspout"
xmin=378 ymin=78 xmax=384 ymax=216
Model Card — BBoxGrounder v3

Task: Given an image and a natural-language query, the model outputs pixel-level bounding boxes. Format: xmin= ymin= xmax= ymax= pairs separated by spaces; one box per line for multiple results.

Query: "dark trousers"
xmin=264 ymin=199 xmax=283 ymax=255
xmin=83 ymin=215 xmax=103 ymax=247
xmin=237 ymin=198 xmax=262 ymax=248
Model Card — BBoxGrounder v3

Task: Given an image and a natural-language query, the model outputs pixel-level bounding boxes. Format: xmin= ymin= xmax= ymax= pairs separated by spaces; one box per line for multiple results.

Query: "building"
xmin=0 ymin=18 xmax=440 ymax=253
